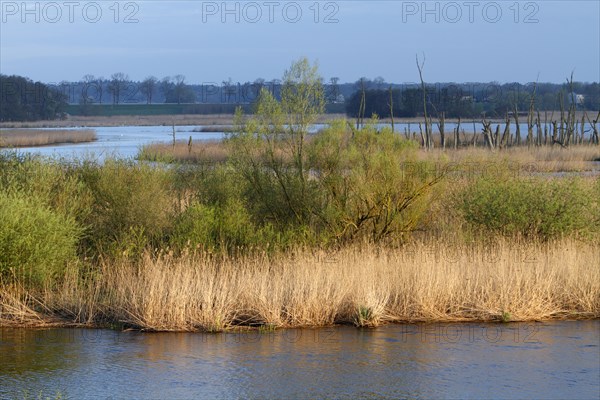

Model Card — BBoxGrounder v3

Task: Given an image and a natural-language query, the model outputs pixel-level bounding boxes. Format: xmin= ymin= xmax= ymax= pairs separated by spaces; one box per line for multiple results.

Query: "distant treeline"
xmin=346 ymin=81 xmax=600 ymax=119
xmin=0 ymin=75 xmax=67 ymax=122
xmin=1 ymin=72 xmax=599 ymax=121
xmin=65 ymin=103 xmax=345 ymax=117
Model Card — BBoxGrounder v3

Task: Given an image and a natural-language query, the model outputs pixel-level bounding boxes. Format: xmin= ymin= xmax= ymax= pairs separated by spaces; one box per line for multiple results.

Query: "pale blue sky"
xmin=1 ymin=1 xmax=599 ymax=84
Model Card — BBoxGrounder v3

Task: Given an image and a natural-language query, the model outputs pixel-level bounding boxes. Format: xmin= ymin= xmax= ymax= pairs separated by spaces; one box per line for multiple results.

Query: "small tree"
xmin=228 ymin=58 xmax=324 ymax=228
xmin=281 ymin=57 xmax=325 ymax=189
xmin=174 ymin=74 xmax=186 ymax=104
xmin=140 ymin=76 xmax=158 ymax=104
xmin=160 ymin=76 xmax=173 ymax=103
xmin=108 ymin=72 xmax=129 ymax=104
xmin=81 ymin=74 xmax=101 ymax=105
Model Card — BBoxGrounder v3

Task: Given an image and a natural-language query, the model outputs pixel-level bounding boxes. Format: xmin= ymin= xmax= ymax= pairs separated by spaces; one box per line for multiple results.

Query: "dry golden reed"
xmin=3 ymin=238 xmax=597 ymax=331
xmin=0 ymin=129 xmax=96 ymax=147
xmin=419 ymin=146 xmax=600 ymax=173
xmin=141 ymin=140 xmax=229 ymax=163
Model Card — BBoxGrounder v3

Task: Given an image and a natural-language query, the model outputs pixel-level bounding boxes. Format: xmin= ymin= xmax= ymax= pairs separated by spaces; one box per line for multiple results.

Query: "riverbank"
xmin=140 ymin=139 xmax=600 ymax=173
xmin=1 ymin=110 xmax=595 ymax=129
xmin=0 ymin=114 xmax=344 ymax=129
xmin=0 ymin=129 xmax=96 ymax=147
xmin=1 ymin=239 xmax=598 ymax=331
xmin=1 ymin=121 xmax=598 ymax=332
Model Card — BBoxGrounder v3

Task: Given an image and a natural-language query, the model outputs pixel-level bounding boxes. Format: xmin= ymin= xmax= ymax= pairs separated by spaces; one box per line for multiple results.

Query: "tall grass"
xmin=139 ymin=131 xmax=600 ymax=173
xmin=2 ymin=239 xmax=598 ymax=330
xmin=424 ymin=146 xmax=600 ymax=173
xmin=138 ymin=140 xmax=228 ymax=164
xmin=0 ymin=129 xmax=96 ymax=147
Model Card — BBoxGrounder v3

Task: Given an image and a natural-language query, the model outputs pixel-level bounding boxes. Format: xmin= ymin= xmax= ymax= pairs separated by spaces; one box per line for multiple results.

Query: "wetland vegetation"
xmin=1 ymin=59 xmax=599 ymax=332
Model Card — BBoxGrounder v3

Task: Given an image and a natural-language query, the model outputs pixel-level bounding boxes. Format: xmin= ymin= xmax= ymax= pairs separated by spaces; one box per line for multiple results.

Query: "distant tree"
xmin=96 ymin=76 xmax=105 ymax=103
xmin=327 ymin=77 xmax=340 ymax=103
xmin=81 ymin=75 xmax=94 ymax=105
xmin=355 ymin=77 xmax=373 ymax=91
xmin=108 ymin=72 xmax=129 ymax=104
xmin=251 ymin=78 xmax=265 ymax=99
xmin=161 ymin=75 xmax=195 ymax=103
xmin=239 ymin=81 xmax=252 ymax=103
xmin=140 ymin=76 xmax=158 ymax=104
xmin=174 ymin=74 xmax=186 ymax=104
xmin=374 ymin=76 xmax=385 ymax=90
xmin=0 ymin=74 xmax=67 ymax=122
xmin=160 ymin=76 xmax=173 ymax=102
xmin=222 ymin=78 xmax=237 ymax=103
xmin=80 ymin=74 xmax=104 ymax=105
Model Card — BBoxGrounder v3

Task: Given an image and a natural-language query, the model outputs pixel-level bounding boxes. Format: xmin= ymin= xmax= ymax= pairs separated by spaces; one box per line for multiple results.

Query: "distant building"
xmin=568 ymin=93 xmax=585 ymax=107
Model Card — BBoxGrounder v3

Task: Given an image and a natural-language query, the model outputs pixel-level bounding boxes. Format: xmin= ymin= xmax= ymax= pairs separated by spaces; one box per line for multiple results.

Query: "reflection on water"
xmin=1 ymin=321 xmax=598 ymax=399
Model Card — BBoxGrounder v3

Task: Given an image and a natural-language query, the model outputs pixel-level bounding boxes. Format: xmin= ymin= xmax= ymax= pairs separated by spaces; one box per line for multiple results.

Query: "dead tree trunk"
xmin=438 ymin=112 xmax=446 ymax=150
xmin=500 ymin=112 xmax=510 ymax=149
xmin=388 ymin=85 xmax=395 ymax=133
xmin=482 ymin=119 xmax=495 ymax=150
xmin=416 ymin=54 xmax=432 ymax=150
xmin=514 ymin=105 xmax=521 ymax=146
xmin=454 ymin=117 xmax=461 ymax=149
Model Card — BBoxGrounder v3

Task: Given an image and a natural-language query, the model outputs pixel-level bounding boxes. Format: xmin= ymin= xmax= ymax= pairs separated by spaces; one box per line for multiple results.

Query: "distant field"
xmin=0 ymin=129 xmax=96 ymax=147
xmin=0 ymin=113 xmax=347 ymax=129
xmin=65 ymin=103 xmax=347 ymax=117
xmin=66 ymin=103 xmax=252 ymax=116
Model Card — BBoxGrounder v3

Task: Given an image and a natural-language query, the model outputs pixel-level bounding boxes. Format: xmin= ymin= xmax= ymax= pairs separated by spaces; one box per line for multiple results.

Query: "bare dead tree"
xmin=416 ymin=54 xmax=432 ymax=150
xmin=482 ymin=119 xmax=495 ymax=150
xmin=454 ymin=117 xmax=461 ymax=149
xmin=526 ymin=80 xmax=538 ymax=148
xmin=388 ymin=85 xmax=395 ymax=133
xmin=500 ymin=112 xmax=510 ymax=149
xmin=357 ymin=78 xmax=366 ymax=129
xmin=437 ymin=111 xmax=446 ymax=150
xmin=566 ymin=72 xmax=577 ymax=146
xmin=585 ymin=111 xmax=599 ymax=145
xmin=513 ymin=105 xmax=521 ymax=147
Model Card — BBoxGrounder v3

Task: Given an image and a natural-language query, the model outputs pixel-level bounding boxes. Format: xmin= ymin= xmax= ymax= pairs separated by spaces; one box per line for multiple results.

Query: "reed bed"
xmin=140 ymin=138 xmax=600 ymax=173
xmin=2 ymin=239 xmax=598 ymax=331
xmin=0 ymin=129 xmax=96 ymax=147
xmin=138 ymin=140 xmax=229 ymax=163
xmin=428 ymin=146 xmax=600 ymax=172
xmin=0 ymin=114 xmax=346 ymax=129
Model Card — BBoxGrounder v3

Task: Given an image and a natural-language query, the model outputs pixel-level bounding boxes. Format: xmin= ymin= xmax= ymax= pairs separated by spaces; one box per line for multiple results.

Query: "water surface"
xmin=10 ymin=122 xmax=594 ymax=162
xmin=1 ymin=321 xmax=598 ymax=399
xmin=9 ymin=126 xmax=225 ymax=161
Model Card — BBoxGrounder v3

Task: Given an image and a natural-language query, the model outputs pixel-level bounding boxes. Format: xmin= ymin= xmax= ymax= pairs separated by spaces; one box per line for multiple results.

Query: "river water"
xmin=8 ymin=122 xmax=595 ymax=162
xmin=1 ymin=321 xmax=598 ymax=399
xmin=8 ymin=126 xmax=225 ymax=161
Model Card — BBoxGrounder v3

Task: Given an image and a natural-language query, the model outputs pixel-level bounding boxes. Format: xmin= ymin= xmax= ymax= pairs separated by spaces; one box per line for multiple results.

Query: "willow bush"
xmin=228 ymin=59 xmax=441 ymax=246
xmin=0 ymin=191 xmax=81 ymax=286
xmin=458 ymin=175 xmax=599 ymax=240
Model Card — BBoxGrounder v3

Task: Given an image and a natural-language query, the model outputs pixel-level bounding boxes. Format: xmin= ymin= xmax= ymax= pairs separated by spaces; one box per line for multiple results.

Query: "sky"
xmin=1 ymin=0 xmax=599 ymax=84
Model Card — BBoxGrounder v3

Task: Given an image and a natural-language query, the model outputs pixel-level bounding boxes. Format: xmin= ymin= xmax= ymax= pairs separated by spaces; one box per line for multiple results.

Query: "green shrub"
xmin=307 ymin=121 xmax=437 ymax=243
xmin=172 ymin=198 xmax=292 ymax=253
xmin=0 ymin=152 xmax=93 ymax=222
xmin=0 ymin=192 xmax=81 ymax=286
xmin=77 ymin=159 xmax=175 ymax=256
xmin=172 ymin=201 xmax=217 ymax=251
xmin=458 ymin=176 xmax=598 ymax=239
